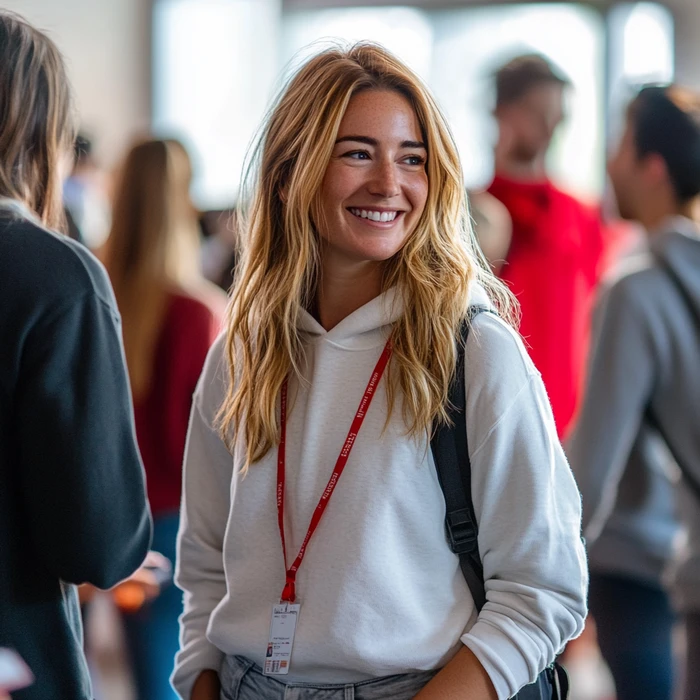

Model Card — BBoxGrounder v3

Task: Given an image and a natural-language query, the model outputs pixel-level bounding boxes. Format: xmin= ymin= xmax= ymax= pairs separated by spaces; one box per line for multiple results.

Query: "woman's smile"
xmin=346 ymin=207 xmax=404 ymax=227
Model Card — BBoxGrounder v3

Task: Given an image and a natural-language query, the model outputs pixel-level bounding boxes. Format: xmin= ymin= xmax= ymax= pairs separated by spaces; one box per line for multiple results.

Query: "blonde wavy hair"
xmin=219 ymin=42 xmax=516 ymax=467
xmin=103 ymin=139 xmax=202 ymax=399
xmin=0 ymin=11 xmax=75 ymax=230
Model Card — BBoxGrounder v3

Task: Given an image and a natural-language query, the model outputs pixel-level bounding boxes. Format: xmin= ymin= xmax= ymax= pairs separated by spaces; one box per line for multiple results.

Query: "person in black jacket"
xmin=0 ymin=11 xmax=152 ymax=700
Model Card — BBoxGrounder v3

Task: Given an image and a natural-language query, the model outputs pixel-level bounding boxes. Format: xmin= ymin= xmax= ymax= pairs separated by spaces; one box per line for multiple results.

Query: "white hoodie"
xmin=173 ymin=285 xmax=587 ymax=700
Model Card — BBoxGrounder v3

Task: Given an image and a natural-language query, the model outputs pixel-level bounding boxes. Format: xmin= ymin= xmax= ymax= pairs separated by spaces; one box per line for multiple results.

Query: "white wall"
xmin=7 ymin=0 xmax=151 ymax=167
xmin=673 ymin=0 xmax=700 ymax=91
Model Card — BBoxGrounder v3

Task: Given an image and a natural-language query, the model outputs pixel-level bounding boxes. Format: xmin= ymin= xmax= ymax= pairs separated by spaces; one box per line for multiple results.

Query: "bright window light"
xmin=430 ymin=4 xmax=605 ymax=199
xmin=153 ymin=0 xmax=282 ymax=208
xmin=153 ymin=2 xmax=612 ymax=206
xmin=622 ymin=3 xmax=674 ymax=83
xmin=283 ymin=3 xmax=604 ymax=200
xmin=607 ymin=3 xmax=674 ymax=144
xmin=282 ymin=8 xmax=433 ymax=81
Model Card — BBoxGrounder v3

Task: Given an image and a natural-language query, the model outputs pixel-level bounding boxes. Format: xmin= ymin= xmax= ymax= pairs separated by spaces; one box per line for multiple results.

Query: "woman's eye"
xmin=403 ymin=155 xmax=425 ymax=166
xmin=344 ymin=150 xmax=370 ymax=160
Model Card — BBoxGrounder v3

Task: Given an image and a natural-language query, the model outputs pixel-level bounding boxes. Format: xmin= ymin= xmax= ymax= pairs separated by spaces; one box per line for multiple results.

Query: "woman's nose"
xmin=367 ymin=161 xmax=400 ymax=198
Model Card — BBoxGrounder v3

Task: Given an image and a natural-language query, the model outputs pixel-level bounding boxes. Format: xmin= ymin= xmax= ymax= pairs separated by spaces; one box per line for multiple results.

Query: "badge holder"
xmin=267 ymin=341 xmax=391 ymax=675
xmin=263 ymin=602 xmax=301 ymax=676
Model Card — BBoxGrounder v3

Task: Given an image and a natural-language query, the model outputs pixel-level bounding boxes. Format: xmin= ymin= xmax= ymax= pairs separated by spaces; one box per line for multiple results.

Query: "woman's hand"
xmin=79 ymin=551 xmax=170 ymax=611
xmin=412 ymin=646 xmax=497 ymax=700
xmin=190 ymin=669 xmax=221 ymax=700
xmin=78 ymin=583 xmax=97 ymax=604
xmin=112 ymin=550 xmax=171 ymax=612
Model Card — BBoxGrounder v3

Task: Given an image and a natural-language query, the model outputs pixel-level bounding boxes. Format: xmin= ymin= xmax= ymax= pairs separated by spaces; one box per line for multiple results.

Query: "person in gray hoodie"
xmin=567 ymin=85 xmax=700 ymax=700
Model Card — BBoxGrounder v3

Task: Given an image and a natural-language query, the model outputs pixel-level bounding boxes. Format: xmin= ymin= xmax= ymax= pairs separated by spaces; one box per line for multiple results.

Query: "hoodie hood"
xmin=296 ymin=286 xmax=404 ymax=342
xmin=651 ymin=216 xmax=700 ymax=321
xmin=295 ymin=282 xmax=491 ymax=348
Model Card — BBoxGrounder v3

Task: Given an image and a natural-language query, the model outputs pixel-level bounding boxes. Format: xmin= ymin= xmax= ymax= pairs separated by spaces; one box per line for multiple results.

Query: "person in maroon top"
xmin=102 ymin=139 xmax=226 ymax=700
xmin=487 ymin=54 xmax=604 ymax=439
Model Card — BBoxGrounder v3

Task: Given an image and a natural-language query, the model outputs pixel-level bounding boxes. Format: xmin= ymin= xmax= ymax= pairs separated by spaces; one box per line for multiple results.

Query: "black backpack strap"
xmin=431 ymin=306 xmax=569 ymax=699
xmin=646 ymin=257 xmax=700 ymax=503
xmin=646 ymin=409 xmax=700 ymax=502
xmin=430 ymin=305 xmax=490 ymax=612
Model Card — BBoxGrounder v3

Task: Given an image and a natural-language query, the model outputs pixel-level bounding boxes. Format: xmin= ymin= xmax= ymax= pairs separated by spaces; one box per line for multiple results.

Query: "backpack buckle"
xmin=445 ymin=508 xmax=478 ymax=555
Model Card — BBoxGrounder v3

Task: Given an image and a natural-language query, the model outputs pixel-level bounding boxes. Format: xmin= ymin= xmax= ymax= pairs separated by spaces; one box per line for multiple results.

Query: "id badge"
xmin=263 ymin=602 xmax=301 ymax=675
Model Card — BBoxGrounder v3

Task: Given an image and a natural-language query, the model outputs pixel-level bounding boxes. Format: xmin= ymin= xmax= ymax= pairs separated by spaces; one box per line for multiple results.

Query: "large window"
xmin=281 ymin=7 xmax=433 ymax=79
xmin=607 ymin=3 xmax=674 ymax=144
xmin=429 ymin=4 xmax=604 ymax=198
xmin=153 ymin=0 xmax=282 ymax=208
xmin=284 ymin=4 xmax=604 ymax=198
xmin=153 ymin=1 xmax=673 ymax=209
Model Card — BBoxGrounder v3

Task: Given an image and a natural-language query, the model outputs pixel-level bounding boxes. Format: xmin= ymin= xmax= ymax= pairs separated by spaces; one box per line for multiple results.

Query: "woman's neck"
xmin=315 ymin=257 xmax=385 ymax=331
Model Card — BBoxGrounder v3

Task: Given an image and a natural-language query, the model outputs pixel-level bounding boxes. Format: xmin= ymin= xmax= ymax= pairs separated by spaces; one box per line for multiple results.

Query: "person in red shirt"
xmin=102 ymin=139 xmax=226 ymax=700
xmin=487 ymin=55 xmax=604 ymax=439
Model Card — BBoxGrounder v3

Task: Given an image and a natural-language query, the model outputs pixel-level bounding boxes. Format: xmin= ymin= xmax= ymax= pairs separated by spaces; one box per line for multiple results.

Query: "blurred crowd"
xmin=3 ymin=8 xmax=700 ymax=700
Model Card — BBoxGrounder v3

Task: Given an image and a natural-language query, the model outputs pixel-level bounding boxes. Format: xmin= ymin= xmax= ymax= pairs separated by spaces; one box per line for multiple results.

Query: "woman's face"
xmin=316 ymin=89 xmax=429 ymax=268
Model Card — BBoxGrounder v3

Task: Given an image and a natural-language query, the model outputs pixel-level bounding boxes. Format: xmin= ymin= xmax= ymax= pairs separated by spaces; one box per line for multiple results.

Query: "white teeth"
xmin=349 ymin=208 xmax=399 ymax=222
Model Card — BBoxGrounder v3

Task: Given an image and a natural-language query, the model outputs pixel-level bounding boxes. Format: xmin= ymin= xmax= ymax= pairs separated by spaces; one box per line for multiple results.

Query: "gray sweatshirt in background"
xmin=567 ymin=216 xmax=700 ymax=612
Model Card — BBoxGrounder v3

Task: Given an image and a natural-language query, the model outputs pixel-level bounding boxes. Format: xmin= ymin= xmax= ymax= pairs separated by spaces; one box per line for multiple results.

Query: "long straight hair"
xmin=0 ymin=11 xmax=76 ymax=230
xmin=103 ymin=139 xmax=202 ymax=399
xmin=219 ymin=43 xmax=517 ymax=468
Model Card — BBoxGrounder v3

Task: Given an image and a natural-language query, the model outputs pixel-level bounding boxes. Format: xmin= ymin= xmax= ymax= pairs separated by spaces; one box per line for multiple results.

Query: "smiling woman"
xmin=323 ymin=93 xmax=428 ymax=237
xmin=315 ymin=89 xmax=429 ymax=329
xmin=172 ymin=42 xmax=588 ymax=700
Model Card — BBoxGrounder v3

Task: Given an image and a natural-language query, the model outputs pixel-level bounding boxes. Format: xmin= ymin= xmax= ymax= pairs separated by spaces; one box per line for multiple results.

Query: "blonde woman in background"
xmin=103 ymin=138 xmax=226 ymax=700
xmin=173 ymin=44 xmax=587 ymax=700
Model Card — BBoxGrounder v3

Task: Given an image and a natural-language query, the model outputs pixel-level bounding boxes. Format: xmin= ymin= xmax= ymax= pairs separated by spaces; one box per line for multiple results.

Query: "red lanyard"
xmin=276 ymin=340 xmax=392 ymax=603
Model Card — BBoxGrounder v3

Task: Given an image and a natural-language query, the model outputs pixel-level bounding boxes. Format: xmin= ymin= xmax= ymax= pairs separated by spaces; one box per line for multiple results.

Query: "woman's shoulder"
xmin=166 ymin=282 xmax=227 ymax=331
xmin=464 ymin=309 xmax=539 ymax=420
xmin=462 ymin=309 xmax=558 ymax=460
xmin=191 ymin=331 xmax=230 ymax=426
xmin=467 ymin=309 xmax=536 ymax=380
xmin=0 ymin=211 xmax=117 ymax=315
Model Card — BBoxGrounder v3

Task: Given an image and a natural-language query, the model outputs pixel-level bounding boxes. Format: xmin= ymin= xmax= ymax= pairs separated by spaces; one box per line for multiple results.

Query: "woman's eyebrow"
xmin=335 ymin=135 xmax=378 ymax=146
xmin=335 ymin=135 xmax=427 ymax=150
xmin=401 ymin=140 xmax=427 ymax=150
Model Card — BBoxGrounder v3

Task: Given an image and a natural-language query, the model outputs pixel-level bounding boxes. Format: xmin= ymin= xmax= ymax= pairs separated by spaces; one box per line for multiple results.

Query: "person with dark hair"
xmin=0 ymin=11 xmax=152 ymax=699
xmin=487 ymin=54 xmax=604 ymax=439
xmin=568 ymin=85 xmax=700 ymax=700
xmin=63 ymin=132 xmax=111 ymax=248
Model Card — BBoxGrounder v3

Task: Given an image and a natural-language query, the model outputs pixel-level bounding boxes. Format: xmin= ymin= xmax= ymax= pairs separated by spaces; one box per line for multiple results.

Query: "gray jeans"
xmin=220 ymin=655 xmax=437 ymax=700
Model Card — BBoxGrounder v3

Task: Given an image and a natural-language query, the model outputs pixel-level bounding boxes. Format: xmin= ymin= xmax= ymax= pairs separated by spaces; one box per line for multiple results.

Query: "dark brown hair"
xmin=0 ymin=11 xmax=75 ymax=229
xmin=628 ymin=85 xmax=700 ymax=203
xmin=494 ymin=53 xmax=569 ymax=108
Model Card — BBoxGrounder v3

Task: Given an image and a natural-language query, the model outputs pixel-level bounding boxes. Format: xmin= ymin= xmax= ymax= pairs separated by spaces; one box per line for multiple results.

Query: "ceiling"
xmin=283 ymin=0 xmax=695 ymax=13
